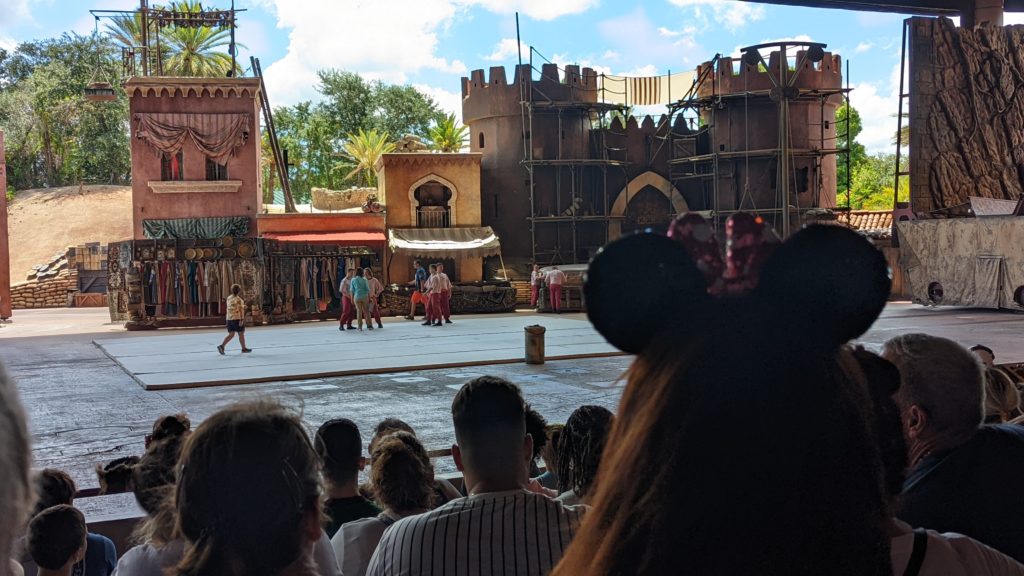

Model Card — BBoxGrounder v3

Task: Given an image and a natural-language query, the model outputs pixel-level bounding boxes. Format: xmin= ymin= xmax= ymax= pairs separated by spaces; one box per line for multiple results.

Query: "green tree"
xmin=337 ymin=129 xmax=394 ymax=188
xmin=428 ymin=113 xmax=468 ymax=152
xmin=318 ymin=70 xmax=442 ymax=138
xmin=836 ymin=103 xmax=867 ymax=202
xmin=845 ymin=152 xmax=908 ymax=210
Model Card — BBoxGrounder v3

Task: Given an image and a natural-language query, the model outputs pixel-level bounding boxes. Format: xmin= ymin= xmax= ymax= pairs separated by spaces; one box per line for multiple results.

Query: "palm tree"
xmin=337 ymin=129 xmax=394 ymax=188
xmin=428 ymin=113 xmax=469 ymax=153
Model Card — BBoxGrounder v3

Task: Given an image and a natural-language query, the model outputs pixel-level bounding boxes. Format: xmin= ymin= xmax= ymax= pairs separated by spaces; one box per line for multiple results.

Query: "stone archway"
xmin=609 ymin=171 xmax=688 ymax=239
xmin=408 ymin=173 xmax=459 ymax=227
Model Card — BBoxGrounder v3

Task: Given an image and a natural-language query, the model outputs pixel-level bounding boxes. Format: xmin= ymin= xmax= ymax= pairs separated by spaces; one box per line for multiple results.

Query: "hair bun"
xmin=585 ymin=232 xmax=710 ymax=354
xmin=151 ymin=414 xmax=191 ymax=442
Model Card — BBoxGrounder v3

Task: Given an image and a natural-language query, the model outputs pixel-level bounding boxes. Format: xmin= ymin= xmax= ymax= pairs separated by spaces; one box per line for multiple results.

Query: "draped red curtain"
xmin=135 ymin=113 xmax=251 ymax=165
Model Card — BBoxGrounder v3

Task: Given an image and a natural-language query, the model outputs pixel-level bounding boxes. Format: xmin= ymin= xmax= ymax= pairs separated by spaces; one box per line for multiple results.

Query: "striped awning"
xmin=388 ymin=227 xmax=501 ymax=259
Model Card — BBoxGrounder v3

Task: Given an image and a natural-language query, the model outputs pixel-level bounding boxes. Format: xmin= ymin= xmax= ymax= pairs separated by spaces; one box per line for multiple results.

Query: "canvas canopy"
xmin=389 ymin=227 xmax=501 ymax=259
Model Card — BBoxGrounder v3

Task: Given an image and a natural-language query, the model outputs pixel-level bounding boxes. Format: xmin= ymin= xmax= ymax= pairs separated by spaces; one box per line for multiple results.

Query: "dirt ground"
xmin=6 ymin=184 xmax=132 ymax=282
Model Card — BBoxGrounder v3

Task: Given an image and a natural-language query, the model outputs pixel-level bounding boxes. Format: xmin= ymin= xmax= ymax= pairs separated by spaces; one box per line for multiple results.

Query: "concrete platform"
xmin=94 ymin=313 xmax=621 ymax=390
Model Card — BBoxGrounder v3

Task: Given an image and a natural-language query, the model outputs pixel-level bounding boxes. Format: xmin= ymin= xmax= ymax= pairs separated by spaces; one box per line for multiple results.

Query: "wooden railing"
xmin=417 ymin=206 xmax=450 ymax=228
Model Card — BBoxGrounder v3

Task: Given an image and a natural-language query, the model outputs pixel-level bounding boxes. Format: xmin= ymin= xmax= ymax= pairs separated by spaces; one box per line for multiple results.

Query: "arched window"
xmin=478 ymin=132 xmax=485 ymax=149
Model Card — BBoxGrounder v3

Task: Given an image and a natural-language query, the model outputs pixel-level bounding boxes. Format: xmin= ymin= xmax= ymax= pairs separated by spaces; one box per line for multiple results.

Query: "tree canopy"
xmin=834 ymin=103 xmax=908 ymax=210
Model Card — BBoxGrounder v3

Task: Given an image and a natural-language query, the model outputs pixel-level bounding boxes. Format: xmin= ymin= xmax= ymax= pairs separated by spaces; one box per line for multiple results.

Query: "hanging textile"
xmin=135 ymin=112 xmax=251 ymax=164
xmin=142 ymin=216 xmax=249 ymax=239
xmin=598 ymin=71 xmax=696 ymax=106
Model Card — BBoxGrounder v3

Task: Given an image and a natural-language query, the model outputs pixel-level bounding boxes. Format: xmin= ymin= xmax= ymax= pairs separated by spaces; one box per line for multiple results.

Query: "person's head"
xmin=970 ymin=344 xmax=995 ymax=368
xmin=0 ymin=362 xmax=32 ymax=576
xmin=984 ymin=367 xmax=1020 ymax=423
xmin=533 ymin=264 xmax=539 ymax=272
xmin=437 ymin=263 xmax=444 ymax=272
xmin=554 ymin=314 xmax=889 ymax=576
xmin=354 ymin=268 xmax=364 ymax=278
xmin=315 ymin=418 xmax=365 ymax=488
xmin=230 ymin=284 xmax=241 ymax=297
xmin=133 ymin=415 xmax=191 ymax=544
xmin=540 ymin=424 xmax=564 ymax=474
xmin=428 ymin=264 xmax=437 ymax=274
xmin=32 ymin=469 xmax=76 ymax=517
xmin=27 ymin=505 xmax=87 ymax=573
xmin=556 ymin=406 xmax=614 ymax=499
xmin=451 ymin=376 xmax=531 ymax=490
xmin=882 ymin=334 xmax=984 ymax=450
xmin=369 ymin=418 xmax=416 ymax=460
xmin=552 ymin=265 xmax=559 ymax=270
xmin=347 ymin=268 xmax=355 ymax=277
xmin=414 ymin=260 xmax=422 ymax=270
xmin=175 ymin=401 xmax=322 ymax=576
xmin=369 ymin=432 xmax=434 ymax=515
xmin=364 ymin=268 xmax=374 ymax=279
xmin=524 ymin=405 xmax=548 ymax=464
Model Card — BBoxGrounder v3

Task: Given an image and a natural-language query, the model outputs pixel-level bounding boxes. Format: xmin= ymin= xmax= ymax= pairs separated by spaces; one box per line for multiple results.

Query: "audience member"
xmin=173 ymin=401 xmax=332 ymax=576
xmin=534 ymin=423 xmax=563 ymax=491
xmin=849 ymin=346 xmax=1024 ymax=575
xmin=523 ymin=405 xmax=548 ymax=478
xmin=884 ymin=334 xmax=1024 ymax=562
xmin=315 ymin=419 xmax=380 ymax=538
xmin=366 ymin=376 xmax=584 ymax=575
xmin=17 ymin=470 xmax=116 ymax=576
xmin=366 ymin=418 xmax=461 ymax=505
xmin=555 ymin=405 xmax=613 ymax=506
xmin=1 ymin=362 xmax=32 ymax=576
xmin=113 ymin=415 xmax=191 ymax=576
xmin=26 ymin=506 xmax=86 ymax=576
xmin=332 ymin=432 xmax=434 ymax=576
xmin=984 ymin=367 xmax=1021 ymax=423
xmin=553 ymin=316 xmax=891 ymax=575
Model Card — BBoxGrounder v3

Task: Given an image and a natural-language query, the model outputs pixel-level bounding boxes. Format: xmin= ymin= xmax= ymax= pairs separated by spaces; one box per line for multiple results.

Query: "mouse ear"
xmin=585 ymin=231 xmax=711 ymax=354
xmin=755 ymin=225 xmax=891 ymax=347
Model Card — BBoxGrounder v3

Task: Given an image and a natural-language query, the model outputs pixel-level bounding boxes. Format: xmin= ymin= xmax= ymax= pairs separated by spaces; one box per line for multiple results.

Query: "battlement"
xmin=697 ymin=50 xmax=842 ymax=97
xmin=462 ymin=64 xmax=600 ymax=123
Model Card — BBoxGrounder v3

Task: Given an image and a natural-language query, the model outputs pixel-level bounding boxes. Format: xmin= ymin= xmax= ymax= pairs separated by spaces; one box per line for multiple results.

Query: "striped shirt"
xmin=365 ymin=489 xmax=585 ymax=576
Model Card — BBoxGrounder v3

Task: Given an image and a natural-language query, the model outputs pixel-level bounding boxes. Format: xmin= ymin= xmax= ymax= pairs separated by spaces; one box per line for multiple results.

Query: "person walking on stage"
xmin=437 ymin=263 xmax=453 ymax=324
xmin=546 ymin=265 xmax=567 ymax=314
xmin=217 ymin=284 xmax=252 ymax=354
xmin=405 ymin=260 xmax=428 ymax=321
xmin=530 ymin=263 xmax=544 ymax=309
xmin=339 ymin=268 xmax=356 ymax=331
xmin=365 ymin=268 xmax=384 ymax=329
xmin=422 ymin=264 xmax=439 ymax=326
xmin=351 ymin=268 xmax=373 ymax=331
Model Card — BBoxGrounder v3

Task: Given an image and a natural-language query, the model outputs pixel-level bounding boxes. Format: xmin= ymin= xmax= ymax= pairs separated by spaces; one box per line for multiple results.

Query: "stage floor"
xmin=94 ymin=313 xmax=620 ymax=390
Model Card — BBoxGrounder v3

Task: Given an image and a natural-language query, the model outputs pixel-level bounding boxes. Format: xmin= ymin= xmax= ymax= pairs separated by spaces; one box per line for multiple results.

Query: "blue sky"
xmin=3 ymin=0 xmax=1021 ymax=153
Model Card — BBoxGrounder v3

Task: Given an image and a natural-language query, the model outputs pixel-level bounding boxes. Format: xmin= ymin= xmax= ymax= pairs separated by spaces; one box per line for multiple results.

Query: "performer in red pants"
xmin=365 ymin=267 xmax=384 ymax=329
xmin=338 ymin=268 xmax=355 ymax=330
xmin=546 ymin=265 xmax=566 ymax=314
xmin=422 ymin=264 xmax=438 ymax=326
xmin=437 ymin=263 xmax=453 ymax=324
xmin=530 ymin=263 xmax=543 ymax=309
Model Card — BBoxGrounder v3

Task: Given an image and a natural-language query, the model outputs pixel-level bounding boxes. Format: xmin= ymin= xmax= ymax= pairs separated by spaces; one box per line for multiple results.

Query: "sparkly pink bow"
xmin=667 ymin=212 xmax=780 ymax=297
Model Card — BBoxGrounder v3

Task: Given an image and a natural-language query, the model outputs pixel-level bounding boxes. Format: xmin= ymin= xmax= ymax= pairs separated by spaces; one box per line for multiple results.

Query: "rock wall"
xmin=310 ymin=187 xmax=377 ymax=211
xmin=910 ymin=17 xmax=1024 ymax=216
xmin=10 ymin=269 xmax=77 ymax=309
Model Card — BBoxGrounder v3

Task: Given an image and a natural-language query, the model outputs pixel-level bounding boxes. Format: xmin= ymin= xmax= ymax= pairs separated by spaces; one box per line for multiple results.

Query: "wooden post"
xmin=0 ymin=130 xmax=12 ymax=319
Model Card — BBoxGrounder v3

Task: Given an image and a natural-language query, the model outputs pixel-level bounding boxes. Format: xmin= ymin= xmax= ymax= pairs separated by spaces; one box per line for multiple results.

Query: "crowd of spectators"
xmin=4 ymin=328 xmax=1024 ymax=575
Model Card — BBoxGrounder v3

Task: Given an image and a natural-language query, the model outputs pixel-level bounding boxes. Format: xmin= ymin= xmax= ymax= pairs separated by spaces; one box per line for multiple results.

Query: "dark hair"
xmin=33 ymin=469 xmax=76 ymax=517
xmin=369 ymin=418 xmax=416 ymax=458
xmin=848 ymin=347 xmax=908 ymax=500
xmin=132 ymin=415 xmax=191 ymax=544
xmin=370 ymin=432 xmax=434 ymax=514
xmin=27 ymin=504 xmax=86 ymax=570
xmin=524 ymin=405 xmax=548 ymax=461
xmin=969 ymin=344 xmax=994 ymax=358
xmin=355 ymin=268 xmax=364 ymax=277
xmin=315 ymin=418 xmax=363 ymax=485
xmin=428 ymin=264 xmax=437 ymax=271
xmin=96 ymin=456 xmax=140 ymax=495
xmin=541 ymin=424 xmax=564 ymax=472
xmin=553 ymin=315 xmax=890 ymax=576
xmin=556 ymin=405 xmax=613 ymax=498
xmin=451 ymin=376 xmax=526 ymax=477
xmin=230 ymin=284 xmax=241 ymax=297
xmin=175 ymin=401 xmax=322 ymax=576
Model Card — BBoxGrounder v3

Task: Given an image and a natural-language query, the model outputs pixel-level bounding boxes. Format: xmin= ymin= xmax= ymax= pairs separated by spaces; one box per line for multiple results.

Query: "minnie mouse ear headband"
xmin=585 ymin=213 xmax=891 ymax=355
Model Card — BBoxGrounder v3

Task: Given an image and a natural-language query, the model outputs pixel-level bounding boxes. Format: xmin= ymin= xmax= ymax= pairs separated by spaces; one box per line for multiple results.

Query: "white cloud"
xmin=848 ymin=62 xmax=903 ymax=154
xmin=483 ymin=38 xmax=530 ymax=62
xmin=0 ymin=0 xmax=33 ymax=37
xmin=471 ymin=0 xmax=598 ymax=20
xmin=414 ymin=84 xmax=463 ymax=119
xmin=597 ymin=8 xmax=707 ymax=68
xmin=855 ymin=41 xmax=874 ymax=54
xmin=1006 ymin=13 xmax=1024 ymax=24
xmin=667 ymin=0 xmax=766 ymax=31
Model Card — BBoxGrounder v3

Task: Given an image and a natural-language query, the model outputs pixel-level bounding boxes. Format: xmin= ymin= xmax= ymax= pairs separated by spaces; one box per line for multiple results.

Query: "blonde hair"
xmin=984 ymin=367 xmax=1021 ymax=423
xmin=0 ymin=362 xmax=32 ymax=576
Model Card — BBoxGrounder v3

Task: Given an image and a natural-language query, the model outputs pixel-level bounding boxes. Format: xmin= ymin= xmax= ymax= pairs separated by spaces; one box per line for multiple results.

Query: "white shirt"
xmin=366 ymin=489 xmax=584 ymax=576
xmin=331 ymin=513 xmax=398 ymax=576
xmin=545 ymin=269 xmax=566 ymax=286
xmin=890 ymin=520 xmax=1024 ymax=576
xmin=113 ymin=532 xmax=339 ymax=576
xmin=530 ymin=271 xmax=544 ymax=286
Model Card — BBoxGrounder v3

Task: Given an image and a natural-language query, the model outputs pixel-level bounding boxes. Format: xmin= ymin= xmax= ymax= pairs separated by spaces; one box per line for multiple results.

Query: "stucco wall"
xmin=378 ymin=154 xmax=482 ymax=229
xmin=127 ymin=78 xmax=263 ymax=240
xmin=256 ymin=212 xmax=386 ymax=234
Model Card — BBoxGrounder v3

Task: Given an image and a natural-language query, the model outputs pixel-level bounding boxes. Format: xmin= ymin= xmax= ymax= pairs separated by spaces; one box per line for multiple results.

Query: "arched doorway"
xmin=609 ymin=171 xmax=688 ymax=239
xmin=622 ymin=185 xmax=673 ymax=235
xmin=407 ymin=174 xmax=459 ymax=227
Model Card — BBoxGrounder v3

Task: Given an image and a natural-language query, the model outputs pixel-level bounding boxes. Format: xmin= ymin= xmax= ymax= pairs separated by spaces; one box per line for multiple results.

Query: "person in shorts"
xmin=217 ymin=284 xmax=251 ymax=354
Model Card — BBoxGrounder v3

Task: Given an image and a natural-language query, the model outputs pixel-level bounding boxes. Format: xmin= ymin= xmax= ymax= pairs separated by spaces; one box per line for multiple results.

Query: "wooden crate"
xmin=74 ymin=293 xmax=108 ymax=308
